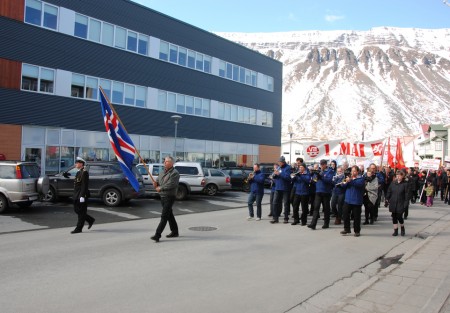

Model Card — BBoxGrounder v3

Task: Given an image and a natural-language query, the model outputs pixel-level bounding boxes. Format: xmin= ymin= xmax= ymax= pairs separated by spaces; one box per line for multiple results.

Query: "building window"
xmin=232 ymin=64 xmax=239 ymax=81
xmin=114 ymin=27 xmax=126 ymax=49
xmin=25 ymin=0 xmax=58 ymax=30
xmin=185 ymin=96 xmax=194 ymax=114
xmin=86 ymin=77 xmax=98 ymax=100
xmin=71 ymin=74 xmax=85 ymax=98
xmin=204 ymin=55 xmax=211 ymax=73
xmin=99 ymin=79 xmax=111 ymax=99
xmin=202 ymin=99 xmax=210 ymax=117
xmin=226 ymin=63 xmax=232 ymax=79
xmin=196 ymin=53 xmax=204 ymax=71
xmin=127 ymin=31 xmax=138 ymax=52
xmin=138 ymin=34 xmax=149 ymax=56
xmin=21 ymin=64 xmax=54 ymax=94
xmin=187 ymin=50 xmax=196 ymax=69
xmin=178 ymin=47 xmax=187 ymax=66
xmin=177 ymin=95 xmax=185 ymax=113
xmin=112 ymin=81 xmax=124 ymax=103
xmin=194 ymin=98 xmax=202 ymax=115
xmin=219 ymin=61 xmax=226 ymax=78
xmin=88 ymin=18 xmax=101 ymax=42
xmin=167 ymin=93 xmax=176 ymax=112
xmin=74 ymin=14 xmax=88 ymax=38
xmin=157 ymin=91 xmax=167 ymax=110
xmin=435 ymin=141 xmax=443 ymax=151
xmin=169 ymin=44 xmax=178 ymax=63
xmin=159 ymin=41 xmax=169 ymax=61
xmin=40 ymin=68 xmax=54 ymax=93
xmin=136 ymin=86 xmax=146 ymax=107
xmin=102 ymin=23 xmax=114 ymax=46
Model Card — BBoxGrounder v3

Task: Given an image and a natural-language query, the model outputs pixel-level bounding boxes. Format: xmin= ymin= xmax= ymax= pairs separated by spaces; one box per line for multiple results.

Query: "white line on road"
xmin=178 ymin=208 xmax=195 ymax=213
xmin=88 ymin=207 xmax=140 ymax=219
xmin=149 ymin=211 xmax=162 ymax=215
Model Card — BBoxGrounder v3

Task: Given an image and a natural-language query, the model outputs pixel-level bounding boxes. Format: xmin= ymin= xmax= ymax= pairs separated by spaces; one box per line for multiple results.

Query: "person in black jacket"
xmin=71 ymin=157 xmax=95 ymax=234
xmin=386 ymin=170 xmax=410 ymax=236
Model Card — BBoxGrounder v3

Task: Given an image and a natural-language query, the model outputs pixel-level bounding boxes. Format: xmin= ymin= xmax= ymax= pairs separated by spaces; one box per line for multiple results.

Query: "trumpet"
xmin=336 ymin=176 xmax=351 ymax=186
xmin=269 ymin=166 xmax=280 ymax=179
xmin=332 ymin=173 xmax=344 ymax=182
xmin=244 ymin=171 xmax=255 ymax=184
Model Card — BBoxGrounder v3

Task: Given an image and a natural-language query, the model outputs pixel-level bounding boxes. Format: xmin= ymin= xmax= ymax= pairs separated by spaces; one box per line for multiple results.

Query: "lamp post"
xmin=288 ymin=131 xmax=294 ymax=165
xmin=171 ymin=115 xmax=182 ymax=159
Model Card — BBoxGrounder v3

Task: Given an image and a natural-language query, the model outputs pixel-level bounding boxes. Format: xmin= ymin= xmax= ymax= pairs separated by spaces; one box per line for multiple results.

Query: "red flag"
xmin=396 ymin=137 xmax=405 ymax=169
xmin=387 ymin=137 xmax=395 ymax=168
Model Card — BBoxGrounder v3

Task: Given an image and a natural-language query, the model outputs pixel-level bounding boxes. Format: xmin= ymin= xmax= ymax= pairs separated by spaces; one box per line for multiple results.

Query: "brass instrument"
xmin=269 ymin=166 xmax=280 ymax=180
xmin=336 ymin=176 xmax=351 ymax=186
xmin=332 ymin=173 xmax=344 ymax=182
xmin=244 ymin=171 xmax=255 ymax=184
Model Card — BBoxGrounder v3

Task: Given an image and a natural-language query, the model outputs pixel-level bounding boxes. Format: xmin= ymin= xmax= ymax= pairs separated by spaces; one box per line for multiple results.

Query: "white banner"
xmin=420 ymin=159 xmax=441 ymax=170
xmin=302 ymin=139 xmax=385 ymax=163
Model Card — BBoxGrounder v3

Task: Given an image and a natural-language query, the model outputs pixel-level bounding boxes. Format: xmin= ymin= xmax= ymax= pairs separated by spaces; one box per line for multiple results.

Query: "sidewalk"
xmin=326 ymin=203 xmax=450 ymax=313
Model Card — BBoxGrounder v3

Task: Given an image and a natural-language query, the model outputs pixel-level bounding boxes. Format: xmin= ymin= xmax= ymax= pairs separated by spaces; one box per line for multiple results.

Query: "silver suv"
xmin=0 ymin=161 xmax=49 ymax=213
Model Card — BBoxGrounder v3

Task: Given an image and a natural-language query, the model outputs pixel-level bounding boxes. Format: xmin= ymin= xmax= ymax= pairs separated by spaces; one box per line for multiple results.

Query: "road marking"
xmin=88 ymin=208 xmax=140 ymax=219
xmin=150 ymin=211 xmax=162 ymax=215
xmin=178 ymin=208 xmax=194 ymax=213
xmin=206 ymin=200 xmax=243 ymax=208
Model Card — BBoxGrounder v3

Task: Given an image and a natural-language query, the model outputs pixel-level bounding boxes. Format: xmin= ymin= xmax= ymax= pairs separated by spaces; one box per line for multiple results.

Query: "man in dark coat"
xmin=386 ymin=170 xmax=410 ymax=236
xmin=71 ymin=157 xmax=95 ymax=234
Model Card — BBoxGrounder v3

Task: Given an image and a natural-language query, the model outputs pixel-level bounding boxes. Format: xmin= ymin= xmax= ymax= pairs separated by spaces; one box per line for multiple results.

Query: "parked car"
xmin=0 ymin=161 xmax=49 ymax=213
xmin=202 ymin=168 xmax=231 ymax=195
xmin=136 ymin=163 xmax=163 ymax=196
xmin=220 ymin=167 xmax=253 ymax=192
xmin=44 ymin=161 xmax=144 ymax=207
xmin=172 ymin=161 xmax=207 ymax=200
xmin=259 ymin=163 xmax=276 ymax=188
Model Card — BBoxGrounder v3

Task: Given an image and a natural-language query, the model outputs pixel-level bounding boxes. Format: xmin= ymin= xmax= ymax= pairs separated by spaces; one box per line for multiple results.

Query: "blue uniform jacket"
xmin=332 ymin=175 xmax=346 ymax=195
xmin=343 ymin=176 xmax=365 ymax=205
xmin=249 ymin=170 xmax=265 ymax=195
xmin=292 ymin=173 xmax=311 ymax=196
xmin=315 ymin=167 xmax=335 ymax=194
xmin=273 ymin=164 xmax=292 ymax=191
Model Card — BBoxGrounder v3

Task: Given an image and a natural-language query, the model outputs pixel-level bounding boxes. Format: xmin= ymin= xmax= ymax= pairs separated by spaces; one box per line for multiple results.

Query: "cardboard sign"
xmin=420 ymin=159 xmax=441 ymax=170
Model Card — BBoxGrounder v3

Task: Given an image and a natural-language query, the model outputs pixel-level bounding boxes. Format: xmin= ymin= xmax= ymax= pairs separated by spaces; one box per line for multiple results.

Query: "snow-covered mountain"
xmin=217 ymin=27 xmax=450 ymax=141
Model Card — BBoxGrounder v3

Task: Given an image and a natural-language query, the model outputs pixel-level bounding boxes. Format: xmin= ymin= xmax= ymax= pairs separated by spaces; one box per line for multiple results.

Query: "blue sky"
xmin=133 ymin=0 xmax=450 ymax=32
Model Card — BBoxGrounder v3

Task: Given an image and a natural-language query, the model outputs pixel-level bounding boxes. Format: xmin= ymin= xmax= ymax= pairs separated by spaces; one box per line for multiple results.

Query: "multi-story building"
xmin=0 ymin=0 xmax=282 ymax=174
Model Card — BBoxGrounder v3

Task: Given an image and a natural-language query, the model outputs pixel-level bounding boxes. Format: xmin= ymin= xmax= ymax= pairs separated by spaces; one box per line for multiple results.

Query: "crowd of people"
xmin=246 ymin=156 xmax=450 ymax=237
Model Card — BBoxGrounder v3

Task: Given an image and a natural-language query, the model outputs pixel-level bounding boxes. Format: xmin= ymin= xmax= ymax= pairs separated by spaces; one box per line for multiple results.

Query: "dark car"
xmin=44 ymin=161 xmax=144 ymax=207
xmin=258 ymin=163 xmax=276 ymax=188
xmin=220 ymin=167 xmax=253 ymax=192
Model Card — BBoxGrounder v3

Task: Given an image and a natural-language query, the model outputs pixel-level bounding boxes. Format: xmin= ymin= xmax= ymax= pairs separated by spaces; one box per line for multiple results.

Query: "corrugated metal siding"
xmin=0 ymin=17 xmax=281 ymax=114
xmin=0 ymin=88 xmax=280 ymax=146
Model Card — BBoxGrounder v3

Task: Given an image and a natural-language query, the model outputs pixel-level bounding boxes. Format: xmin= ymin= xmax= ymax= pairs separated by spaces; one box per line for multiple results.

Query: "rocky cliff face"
xmin=217 ymin=27 xmax=450 ymax=141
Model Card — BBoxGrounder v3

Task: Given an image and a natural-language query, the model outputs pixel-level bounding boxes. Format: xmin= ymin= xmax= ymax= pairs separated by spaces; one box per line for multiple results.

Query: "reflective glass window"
xmin=86 ymin=76 xmax=98 ymax=100
xmin=125 ymin=84 xmax=135 ymax=105
xmin=245 ymin=69 xmax=251 ymax=84
xmin=157 ymin=91 xmax=167 ymax=110
xmin=267 ymin=112 xmax=273 ymax=127
xmin=114 ymin=26 xmax=126 ymax=49
xmin=89 ymin=18 xmax=101 ymax=42
xmin=102 ymin=23 xmax=114 ymax=46
xmin=194 ymin=98 xmax=202 ymax=115
xmin=176 ymin=95 xmax=185 ymax=113
xmin=185 ymin=96 xmax=194 ymax=114
xmin=40 ymin=68 xmax=54 ymax=93
xmin=43 ymin=3 xmax=58 ymax=29
xmin=99 ymin=79 xmax=111 ymax=99
xmin=232 ymin=65 xmax=239 ymax=81
xmin=202 ymin=99 xmax=210 ymax=117
xmin=196 ymin=53 xmax=203 ymax=71
xmin=218 ymin=103 xmax=224 ymax=120
xmin=74 ymin=14 xmax=88 ymax=38
xmin=204 ymin=55 xmax=211 ymax=73
xmin=187 ymin=50 xmax=195 ymax=69
xmin=127 ymin=31 xmax=137 ymax=52
xmin=136 ymin=86 xmax=146 ymax=107
xmin=250 ymin=109 xmax=256 ymax=124
xmin=138 ymin=34 xmax=149 ymax=55
xmin=243 ymin=108 xmax=250 ymax=123
xmin=224 ymin=104 xmax=231 ymax=121
xmin=178 ymin=47 xmax=187 ymax=66
xmin=167 ymin=93 xmax=176 ymax=112
xmin=25 ymin=0 xmax=42 ymax=26
xmin=159 ymin=41 xmax=169 ymax=60
xmin=268 ymin=76 xmax=274 ymax=91
xmin=239 ymin=67 xmax=245 ymax=83
xmin=219 ymin=61 xmax=226 ymax=78
xmin=71 ymin=74 xmax=85 ymax=98
xmin=251 ymin=71 xmax=257 ymax=86
xmin=21 ymin=64 xmax=39 ymax=91
xmin=231 ymin=105 xmax=238 ymax=121
xmin=226 ymin=63 xmax=232 ymax=79
xmin=169 ymin=44 xmax=178 ymax=63
xmin=238 ymin=107 xmax=244 ymax=123
xmin=112 ymin=81 xmax=124 ymax=103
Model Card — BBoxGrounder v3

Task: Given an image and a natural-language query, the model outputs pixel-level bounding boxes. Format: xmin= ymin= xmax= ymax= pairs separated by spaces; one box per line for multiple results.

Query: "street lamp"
xmin=288 ymin=126 xmax=294 ymax=164
xmin=171 ymin=115 xmax=182 ymax=159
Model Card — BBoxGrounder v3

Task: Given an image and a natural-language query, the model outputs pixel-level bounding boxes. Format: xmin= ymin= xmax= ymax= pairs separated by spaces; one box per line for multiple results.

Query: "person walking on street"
xmin=340 ymin=166 xmax=365 ymax=237
xmin=247 ymin=163 xmax=265 ymax=221
xmin=151 ymin=156 xmax=180 ymax=242
xmin=331 ymin=166 xmax=345 ymax=225
xmin=291 ymin=163 xmax=311 ymax=226
xmin=270 ymin=156 xmax=292 ymax=224
xmin=363 ymin=167 xmax=378 ymax=225
xmin=71 ymin=157 xmax=95 ymax=234
xmin=386 ymin=170 xmax=411 ymax=236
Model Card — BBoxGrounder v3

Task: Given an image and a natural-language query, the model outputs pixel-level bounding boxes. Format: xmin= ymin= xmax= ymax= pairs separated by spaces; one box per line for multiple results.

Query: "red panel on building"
xmin=0 ymin=0 xmax=25 ymax=21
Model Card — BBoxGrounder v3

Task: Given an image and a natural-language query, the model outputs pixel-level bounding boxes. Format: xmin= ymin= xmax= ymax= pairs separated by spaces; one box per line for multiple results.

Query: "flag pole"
xmin=99 ymin=86 xmax=156 ymax=184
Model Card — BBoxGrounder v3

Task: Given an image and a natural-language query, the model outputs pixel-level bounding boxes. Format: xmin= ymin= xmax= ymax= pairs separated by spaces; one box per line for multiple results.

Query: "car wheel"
xmin=176 ymin=185 xmax=188 ymax=201
xmin=243 ymin=183 xmax=250 ymax=192
xmin=204 ymin=184 xmax=218 ymax=196
xmin=17 ymin=201 xmax=33 ymax=209
xmin=103 ymin=188 xmax=122 ymax=207
xmin=43 ymin=186 xmax=56 ymax=202
xmin=0 ymin=194 xmax=8 ymax=214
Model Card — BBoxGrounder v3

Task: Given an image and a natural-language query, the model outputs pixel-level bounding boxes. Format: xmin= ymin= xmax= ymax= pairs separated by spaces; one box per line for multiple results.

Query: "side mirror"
xmin=63 ymin=172 xmax=70 ymax=178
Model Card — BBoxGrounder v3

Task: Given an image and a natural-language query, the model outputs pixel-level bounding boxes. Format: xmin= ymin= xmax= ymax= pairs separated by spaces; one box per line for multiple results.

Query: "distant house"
xmin=416 ymin=124 xmax=448 ymax=165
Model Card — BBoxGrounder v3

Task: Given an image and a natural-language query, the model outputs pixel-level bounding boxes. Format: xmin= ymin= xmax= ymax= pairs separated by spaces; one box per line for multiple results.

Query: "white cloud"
xmin=325 ymin=15 xmax=345 ymax=22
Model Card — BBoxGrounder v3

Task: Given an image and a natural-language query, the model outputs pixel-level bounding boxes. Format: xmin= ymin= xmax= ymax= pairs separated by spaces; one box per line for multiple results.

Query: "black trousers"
xmin=343 ymin=203 xmax=362 ymax=233
xmin=311 ymin=193 xmax=331 ymax=227
xmin=74 ymin=200 xmax=94 ymax=231
xmin=363 ymin=196 xmax=375 ymax=222
xmin=292 ymin=194 xmax=309 ymax=224
xmin=273 ymin=190 xmax=291 ymax=221
xmin=155 ymin=196 xmax=178 ymax=238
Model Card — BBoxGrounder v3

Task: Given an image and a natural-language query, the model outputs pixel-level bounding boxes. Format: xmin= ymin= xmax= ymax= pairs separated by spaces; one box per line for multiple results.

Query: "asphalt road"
xmin=1 ymin=193 xmax=450 ymax=313
xmin=0 ymin=190 xmax=264 ymax=234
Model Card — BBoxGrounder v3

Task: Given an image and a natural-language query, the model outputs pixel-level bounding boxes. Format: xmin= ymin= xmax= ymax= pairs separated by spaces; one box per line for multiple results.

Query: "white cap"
xmin=75 ymin=157 xmax=86 ymax=164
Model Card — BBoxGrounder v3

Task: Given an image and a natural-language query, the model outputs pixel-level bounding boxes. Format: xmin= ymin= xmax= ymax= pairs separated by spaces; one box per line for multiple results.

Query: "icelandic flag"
xmin=100 ymin=89 xmax=140 ymax=192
